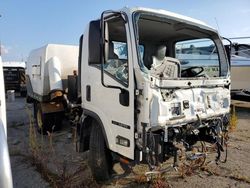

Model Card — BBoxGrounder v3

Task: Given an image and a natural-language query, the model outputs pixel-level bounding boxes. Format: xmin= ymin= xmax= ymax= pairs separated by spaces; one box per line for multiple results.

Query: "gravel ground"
xmin=6 ymin=96 xmax=250 ymax=188
xmin=7 ymin=97 xmax=50 ymax=188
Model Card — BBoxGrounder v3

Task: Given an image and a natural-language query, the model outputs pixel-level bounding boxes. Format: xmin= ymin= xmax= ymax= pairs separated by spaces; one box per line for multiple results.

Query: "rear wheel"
xmin=20 ymin=90 xmax=27 ymax=97
xmin=34 ymin=103 xmax=52 ymax=134
xmin=53 ymin=112 xmax=63 ymax=132
xmin=89 ymin=120 xmax=113 ymax=182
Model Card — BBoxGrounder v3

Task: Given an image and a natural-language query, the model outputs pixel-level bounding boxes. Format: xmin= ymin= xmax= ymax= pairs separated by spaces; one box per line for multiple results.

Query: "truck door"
xmin=101 ymin=13 xmax=135 ymax=159
xmin=86 ymin=13 xmax=135 ymax=159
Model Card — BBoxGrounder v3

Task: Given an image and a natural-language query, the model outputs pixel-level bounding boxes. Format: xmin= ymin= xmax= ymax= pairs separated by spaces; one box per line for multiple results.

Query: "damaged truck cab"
xmin=82 ymin=7 xmax=230 ymax=181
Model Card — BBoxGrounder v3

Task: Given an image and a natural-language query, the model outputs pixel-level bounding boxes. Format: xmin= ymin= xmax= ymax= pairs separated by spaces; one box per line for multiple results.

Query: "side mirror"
xmin=103 ymin=21 xmax=109 ymax=63
xmin=119 ymin=89 xmax=129 ymax=106
xmin=88 ymin=20 xmax=101 ymax=64
xmin=87 ymin=18 xmax=113 ymax=65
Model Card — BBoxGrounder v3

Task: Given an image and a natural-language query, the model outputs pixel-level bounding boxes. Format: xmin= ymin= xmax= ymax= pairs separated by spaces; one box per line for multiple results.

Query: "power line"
xmin=229 ymin=37 xmax=250 ymax=39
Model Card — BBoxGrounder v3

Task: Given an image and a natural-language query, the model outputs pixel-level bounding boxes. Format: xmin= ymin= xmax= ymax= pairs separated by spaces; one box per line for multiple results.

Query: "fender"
xmin=80 ymin=108 xmax=110 ymax=151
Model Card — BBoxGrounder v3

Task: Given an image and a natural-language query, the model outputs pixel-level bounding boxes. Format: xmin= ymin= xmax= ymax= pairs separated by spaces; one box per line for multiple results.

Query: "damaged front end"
xmin=143 ymin=114 xmax=229 ymax=170
xmin=136 ymin=80 xmax=230 ymax=172
xmin=136 ymin=74 xmax=230 ymax=171
xmin=134 ymin=56 xmax=231 ymax=171
xmin=132 ymin=9 xmax=231 ymax=173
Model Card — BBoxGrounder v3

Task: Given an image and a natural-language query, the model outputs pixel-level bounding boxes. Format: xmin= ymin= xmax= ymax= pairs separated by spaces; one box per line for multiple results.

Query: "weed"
xmin=228 ymin=173 xmax=250 ymax=184
xmin=26 ymin=106 xmax=97 ymax=187
xmin=151 ymin=180 xmax=170 ymax=188
xmin=229 ymin=105 xmax=238 ymax=132
xmin=9 ymin=149 xmax=26 ymax=157
xmin=134 ymin=174 xmax=148 ymax=184
xmin=201 ymin=164 xmax=250 ymax=184
xmin=9 ymin=121 xmax=25 ymax=129
xmin=200 ymin=164 xmax=220 ymax=176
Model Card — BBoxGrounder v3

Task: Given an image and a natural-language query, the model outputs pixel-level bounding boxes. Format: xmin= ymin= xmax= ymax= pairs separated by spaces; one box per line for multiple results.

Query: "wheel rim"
xmin=37 ymin=108 xmax=43 ymax=130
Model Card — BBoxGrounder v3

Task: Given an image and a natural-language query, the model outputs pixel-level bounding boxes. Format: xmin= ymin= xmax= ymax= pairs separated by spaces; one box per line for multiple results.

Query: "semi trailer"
xmin=27 ymin=7 xmax=231 ymax=181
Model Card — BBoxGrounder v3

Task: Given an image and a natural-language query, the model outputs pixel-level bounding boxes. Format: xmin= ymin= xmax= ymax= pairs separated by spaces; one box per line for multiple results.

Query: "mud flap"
xmin=40 ymin=102 xmax=64 ymax=114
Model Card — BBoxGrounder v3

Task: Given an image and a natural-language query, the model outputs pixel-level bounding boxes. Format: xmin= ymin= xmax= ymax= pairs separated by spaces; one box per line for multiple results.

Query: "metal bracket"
xmin=164 ymin=126 xmax=168 ymax=142
xmin=135 ymin=89 xmax=143 ymax=96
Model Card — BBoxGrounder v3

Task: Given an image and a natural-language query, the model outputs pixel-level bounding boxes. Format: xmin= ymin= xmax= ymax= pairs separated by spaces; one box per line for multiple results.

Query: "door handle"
xmin=86 ymin=85 xmax=91 ymax=101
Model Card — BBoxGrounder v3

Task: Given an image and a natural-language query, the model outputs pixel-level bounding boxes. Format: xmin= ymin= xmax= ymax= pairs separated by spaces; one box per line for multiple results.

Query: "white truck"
xmin=0 ymin=56 xmax=13 ymax=188
xmin=26 ymin=44 xmax=79 ymax=133
xmin=3 ymin=61 xmax=27 ymax=97
xmin=27 ymin=7 xmax=231 ymax=182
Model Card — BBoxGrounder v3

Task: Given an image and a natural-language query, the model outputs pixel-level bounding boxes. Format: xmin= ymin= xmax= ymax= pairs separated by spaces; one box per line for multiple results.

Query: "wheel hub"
xmin=37 ymin=109 xmax=43 ymax=129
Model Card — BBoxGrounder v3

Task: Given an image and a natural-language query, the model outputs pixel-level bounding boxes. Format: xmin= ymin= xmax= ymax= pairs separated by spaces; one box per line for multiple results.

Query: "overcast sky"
xmin=0 ymin=0 xmax=250 ymax=61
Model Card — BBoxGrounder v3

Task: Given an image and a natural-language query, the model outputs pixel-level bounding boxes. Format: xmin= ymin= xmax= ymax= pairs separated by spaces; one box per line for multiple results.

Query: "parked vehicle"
xmin=0 ymin=56 xmax=13 ymax=188
xmin=3 ymin=61 xmax=27 ymax=97
xmin=27 ymin=7 xmax=231 ymax=181
xmin=230 ymin=41 xmax=250 ymax=95
xmin=26 ymin=44 xmax=79 ymax=133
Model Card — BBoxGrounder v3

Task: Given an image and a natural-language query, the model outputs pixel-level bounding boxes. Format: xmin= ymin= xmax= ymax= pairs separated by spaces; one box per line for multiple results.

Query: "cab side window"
xmin=104 ymin=17 xmax=128 ymax=86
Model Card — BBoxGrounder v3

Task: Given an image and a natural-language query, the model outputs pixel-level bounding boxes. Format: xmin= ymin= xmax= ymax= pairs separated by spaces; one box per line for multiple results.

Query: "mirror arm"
xmin=222 ymin=37 xmax=232 ymax=64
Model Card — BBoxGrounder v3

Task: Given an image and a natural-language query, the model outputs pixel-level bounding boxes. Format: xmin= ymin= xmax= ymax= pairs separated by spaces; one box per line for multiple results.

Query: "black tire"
xmin=89 ymin=120 xmax=113 ymax=182
xmin=53 ymin=112 xmax=64 ymax=131
xmin=20 ymin=90 xmax=27 ymax=97
xmin=33 ymin=103 xmax=52 ymax=134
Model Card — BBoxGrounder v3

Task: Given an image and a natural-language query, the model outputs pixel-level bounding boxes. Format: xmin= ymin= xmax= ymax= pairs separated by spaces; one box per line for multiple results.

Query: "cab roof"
xmin=121 ymin=7 xmax=217 ymax=33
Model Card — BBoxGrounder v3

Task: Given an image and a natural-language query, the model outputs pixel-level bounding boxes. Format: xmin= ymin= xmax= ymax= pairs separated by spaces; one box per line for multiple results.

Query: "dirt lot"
xmin=7 ymin=96 xmax=250 ymax=188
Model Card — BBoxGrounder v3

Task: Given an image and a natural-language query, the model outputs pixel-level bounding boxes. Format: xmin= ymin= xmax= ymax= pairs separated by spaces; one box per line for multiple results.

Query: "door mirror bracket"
xmin=222 ymin=37 xmax=232 ymax=66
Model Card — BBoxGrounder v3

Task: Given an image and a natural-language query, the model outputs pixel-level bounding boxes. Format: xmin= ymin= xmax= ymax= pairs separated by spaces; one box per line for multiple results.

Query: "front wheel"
xmin=89 ymin=120 xmax=113 ymax=182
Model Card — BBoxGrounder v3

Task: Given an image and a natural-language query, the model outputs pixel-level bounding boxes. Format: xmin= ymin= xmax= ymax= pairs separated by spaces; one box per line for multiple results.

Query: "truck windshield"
xmin=134 ymin=12 xmax=228 ymax=79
